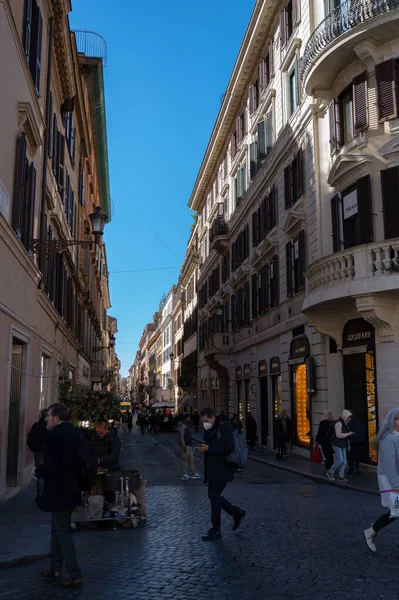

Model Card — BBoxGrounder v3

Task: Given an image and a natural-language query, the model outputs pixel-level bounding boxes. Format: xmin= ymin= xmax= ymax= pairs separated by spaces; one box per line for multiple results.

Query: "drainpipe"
xmin=38 ymin=16 xmax=54 ymax=278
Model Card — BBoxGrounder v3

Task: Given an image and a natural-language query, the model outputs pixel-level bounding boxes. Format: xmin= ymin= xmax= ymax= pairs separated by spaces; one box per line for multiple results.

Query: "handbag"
xmin=311 ymin=443 xmax=323 ymax=464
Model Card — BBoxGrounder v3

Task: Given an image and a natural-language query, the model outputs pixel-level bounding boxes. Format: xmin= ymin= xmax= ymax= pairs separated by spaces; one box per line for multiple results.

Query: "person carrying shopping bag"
xmin=364 ymin=408 xmax=399 ymax=552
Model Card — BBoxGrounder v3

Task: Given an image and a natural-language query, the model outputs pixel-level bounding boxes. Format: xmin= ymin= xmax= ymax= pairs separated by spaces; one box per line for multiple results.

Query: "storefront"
xmin=290 ymin=337 xmax=310 ymax=448
xmin=236 ymin=367 xmax=242 ymax=419
xmin=342 ymin=318 xmax=377 ymax=463
xmin=270 ymin=357 xmax=281 ymax=448
xmin=258 ymin=360 xmax=268 ymax=445
xmin=243 ymin=364 xmax=251 ymax=419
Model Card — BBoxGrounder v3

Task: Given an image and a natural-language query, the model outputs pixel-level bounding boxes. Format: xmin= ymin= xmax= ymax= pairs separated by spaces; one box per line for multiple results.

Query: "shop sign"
xmin=343 ymin=190 xmax=358 ymax=220
xmin=244 ymin=364 xmax=251 ymax=379
xmin=236 ymin=367 xmax=242 ymax=381
xmin=343 ymin=318 xmax=374 ymax=348
xmin=270 ymin=357 xmax=281 ymax=375
xmin=289 ymin=336 xmax=310 ymax=360
xmin=258 ymin=360 xmax=267 ymax=377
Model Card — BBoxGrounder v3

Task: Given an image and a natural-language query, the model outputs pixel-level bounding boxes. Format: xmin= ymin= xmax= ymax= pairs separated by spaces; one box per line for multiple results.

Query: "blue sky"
xmin=70 ymin=1 xmax=254 ymax=376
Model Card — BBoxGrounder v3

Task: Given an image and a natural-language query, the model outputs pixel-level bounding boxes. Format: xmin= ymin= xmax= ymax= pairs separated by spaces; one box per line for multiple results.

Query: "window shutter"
xmin=286 ymin=242 xmax=293 ymax=297
xmin=231 ymin=295 xmax=237 ymax=330
xmin=70 ymin=113 xmax=76 ymax=161
xmin=297 ymin=148 xmax=304 ymax=196
xmin=328 ymin=100 xmax=336 ymax=155
xmin=250 ymin=141 xmax=258 ymax=180
xmin=272 ymin=255 xmax=279 ymax=306
xmin=52 ymin=117 xmax=58 ymax=176
xmin=258 ymin=61 xmax=265 ymax=92
xmin=25 ymin=163 xmax=36 ymax=254
xmin=258 ymin=120 xmax=266 ymax=160
xmin=265 ymin=262 xmax=271 ymax=310
xmin=58 ymin=134 xmax=65 ymax=198
xmin=80 ymin=166 xmax=85 ymax=205
xmin=353 ymin=71 xmax=368 ymax=133
xmin=23 ymin=0 xmax=33 ymax=59
xmin=266 ymin=110 xmax=274 ymax=153
xmin=292 ymin=0 xmax=297 ymax=24
xmin=298 ymin=230 xmax=306 ymax=291
xmin=269 ymin=40 xmax=274 ymax=77
xmin=381 ymin=166 xmax=399 ymax=240
xmin=252 ymin=212 xmax=258 ymax=247
xmin=280 ymin=10 xmax=286 ymax=46
xmin=268 ymin=185 xmax=277 ymax=230
xmin=249 ymin=85 xmax=255 ymax=114
xmin=330 ymin=193 xmax=341 ymax=253
xmin=284 ymin=165 xmax=292 ymax=209
xmin=236 ymin=116 xmax=242 ymax=145
xmin=70 ymin=190 xmax=74 ymax=235
xmin=12 ymin=133 xmax=27 ymax=239
xmin=241 ymin=164 xmax=247 ymax=197
xmin=35 ymin=10 xmax=43 ymax=93
xmin=47 ymin=92 xmax=53 ymax=158
xmin=356 ymin=175 xmax=373 ymax=245
xmin=335 ymin=98 xmax=343 ymax=150
xmin=375 ymin=59 xmax=397 ymax=121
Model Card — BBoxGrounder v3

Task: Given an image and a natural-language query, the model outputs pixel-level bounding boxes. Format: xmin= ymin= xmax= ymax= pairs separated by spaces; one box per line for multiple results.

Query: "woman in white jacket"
xmin=364 ymin=408 xmax=399 ymax=552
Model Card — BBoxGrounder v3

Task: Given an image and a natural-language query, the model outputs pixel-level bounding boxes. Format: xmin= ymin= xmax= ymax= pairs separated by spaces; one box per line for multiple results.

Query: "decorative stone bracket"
xmin=355 ymin=295 xmax=396 ymax=343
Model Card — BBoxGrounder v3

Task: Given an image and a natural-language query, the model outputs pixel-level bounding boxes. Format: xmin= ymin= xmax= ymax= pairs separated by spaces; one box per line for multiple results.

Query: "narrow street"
xmin=1 ymin=424 xmax=399 ymax=600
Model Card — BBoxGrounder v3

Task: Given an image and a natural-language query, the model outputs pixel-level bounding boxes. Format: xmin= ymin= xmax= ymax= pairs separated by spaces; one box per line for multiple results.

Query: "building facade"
xmin=0 ymin=0 xmax=112 ymax=501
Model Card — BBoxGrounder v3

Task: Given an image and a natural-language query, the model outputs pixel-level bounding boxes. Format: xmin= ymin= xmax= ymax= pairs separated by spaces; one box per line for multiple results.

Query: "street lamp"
xmin=32 ymin=206 xmax=108 ymax=253
xmin=92 ymin=334 xmax=116 ymax=353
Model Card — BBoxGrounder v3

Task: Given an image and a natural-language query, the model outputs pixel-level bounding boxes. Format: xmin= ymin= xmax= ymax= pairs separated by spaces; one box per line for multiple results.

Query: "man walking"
xmin=246 ymin=411 xmax=258 ymax=448
xmin=192 ymin=410 xmax=200 ymax=433
xmin=36 ymin=403 xmax=83 ymax=588
xmin=178 ymin=413 xmax=202 ymax=481
xmin=27 ymin=409 xmax=48 ymax=502
xmin=198 ymin=407 xmax=245 ymax=541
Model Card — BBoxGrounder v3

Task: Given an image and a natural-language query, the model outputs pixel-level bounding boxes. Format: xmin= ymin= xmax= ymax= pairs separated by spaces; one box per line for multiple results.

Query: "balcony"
xmin=301 ymin=0 xmax=399 ymax=94
xmin=204 ymin=334 xmax=231 ymax=357
xmin=209 ymin=217 xmax=229 ymax=256
xmin=303 ymin=240 xmax=399 ymax=312
xmin=91 ymin=362 xmax=114 ymax=384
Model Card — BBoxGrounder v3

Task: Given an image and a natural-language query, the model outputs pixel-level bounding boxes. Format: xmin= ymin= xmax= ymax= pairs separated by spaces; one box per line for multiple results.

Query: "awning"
xmin=151 ymin=402 xmax=175 ymax=408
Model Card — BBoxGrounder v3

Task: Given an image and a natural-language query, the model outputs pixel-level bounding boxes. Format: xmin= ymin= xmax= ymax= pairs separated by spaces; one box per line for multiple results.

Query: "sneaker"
xmin=325 ymin=471 xmax=335 ymax=481
xmin=180 ymin=474 xmax=191 ymax=481
xmin=190 ymin=473 xmax=202 ymax=479
xmin=336 ymin=477 xmax=349 ymax=483
xmin=233 ymin=510 xmax=246 ymax=531
xmin=364 ymin=525 xmax=377 ymax=552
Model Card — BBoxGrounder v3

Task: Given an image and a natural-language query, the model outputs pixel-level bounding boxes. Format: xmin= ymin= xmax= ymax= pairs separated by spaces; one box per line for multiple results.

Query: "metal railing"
xmin=73 ymin=30 xmax=108 ymax=66
xmin=209 ymin=217 xmax=229 ymax=243
xmin=301 ymin=0 xmax=399 ymax=79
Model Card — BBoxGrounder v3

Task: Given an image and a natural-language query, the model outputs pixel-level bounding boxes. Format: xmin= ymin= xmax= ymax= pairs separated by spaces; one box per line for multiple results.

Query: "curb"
xmin=193 ymin=434 xmax=378 ymax=496
xmin=0 ymin=552 xmax=49 ymax=571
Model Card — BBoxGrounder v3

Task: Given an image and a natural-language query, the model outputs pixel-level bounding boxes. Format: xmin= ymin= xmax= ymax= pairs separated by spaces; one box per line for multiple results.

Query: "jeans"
xmin=330 ymin=446 xmax=347 ymax=478
xmin=50 ymin=511 xmax=81 ymax=579
xmin=208 ymin=481 xmax=242 ymax=531
xmin=34 ymin=452 xmax=44 ymax=497
xmin=181 ymin=447 xmax=196 ymax=477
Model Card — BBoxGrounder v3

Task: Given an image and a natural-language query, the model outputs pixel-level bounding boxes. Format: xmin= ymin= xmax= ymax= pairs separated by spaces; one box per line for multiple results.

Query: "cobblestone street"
xmin=2 ymin=427 xmax=399 ymax=600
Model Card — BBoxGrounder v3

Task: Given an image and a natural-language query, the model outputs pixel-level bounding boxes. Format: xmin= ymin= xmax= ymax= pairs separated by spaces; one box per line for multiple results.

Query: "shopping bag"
xmin=381 ymin=489 xmax=399 ymax=517
xmin=311 ymin=443 xmax=323 ymax=464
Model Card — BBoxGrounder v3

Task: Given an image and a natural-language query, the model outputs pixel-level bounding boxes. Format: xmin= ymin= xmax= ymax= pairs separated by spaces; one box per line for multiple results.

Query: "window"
xmin=324 ymin=0 xmax=342 ymax=16
xmin=288 ymin=62 xmax=299 ymax=117
xmin=329 ymin=72 xmax=368 ymax=154
xmin=199 ymin=282 xmax=208 ymax=309
xmin=259 ymin=42 xmax=274 ymax=92
xmin=39 ymin=354 xmax=51 ymax=410
xmin=375 ymin=58 xmax=399 ymax=121
xmin=63 ymin=107 xmax=75 ymax=163
xmin=252 ymin=185 xmax=277 ymax=247
xmin=221 ymin=252 xmax=230 ymax=283
xmin=23 ymin=0 xmax=43 ymax=94
xmin=235 ymin=163 xmax=247 ymax=205
xmin=249 ymin=79 xmax=259 ymax=114
xmin=208 ymin=266 xmax=220 ymax=299
xmin=252 ymin=255 xmax=280 ymax=318
xmin=286 ymin=230 xmax=305 ymax=297
xmin=232 ymin=283 xmax=250 ymax=329
xmin=231 ymin=225 xmax=250 ymax=272
xmin=258 ymin=110 xmax=274 ymax=162
xmin=331 ymin=175 xmax=373 ymax=251
xmin=12 ymin=133 xmax=36 ymax=254
xmin=65 ymin=170 xmax=75 ymax=235
xmin=284 ymin=150 xmax=303 ymax=209
xmin=280 ymin=0 xmax=298 ymax=47
xmin=231 ymin=111 xmax=246 ymax=158
xmin=381 ymin=167 xmax=399 ymax=240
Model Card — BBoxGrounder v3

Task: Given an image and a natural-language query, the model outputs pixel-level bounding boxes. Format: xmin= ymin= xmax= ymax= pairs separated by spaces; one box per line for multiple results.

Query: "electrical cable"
xmin=110 ymin=266 xmax=180 ymax=274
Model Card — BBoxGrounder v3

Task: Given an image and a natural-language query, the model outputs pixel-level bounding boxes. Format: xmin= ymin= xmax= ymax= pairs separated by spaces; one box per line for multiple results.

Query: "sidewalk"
xmin=193 ymin=434 xmax=379 ymax=495
xmin=0 ymin=484 xmax=50 ymax=570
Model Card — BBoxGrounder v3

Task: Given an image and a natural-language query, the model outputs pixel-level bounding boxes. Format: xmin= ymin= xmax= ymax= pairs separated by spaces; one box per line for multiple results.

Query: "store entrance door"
xmin=259 ymin=377 xmax=268 ymax=445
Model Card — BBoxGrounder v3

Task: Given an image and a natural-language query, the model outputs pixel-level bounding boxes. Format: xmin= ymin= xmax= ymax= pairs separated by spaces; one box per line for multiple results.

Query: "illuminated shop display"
xmin=365 ymin=351 xmax=377 ymax=464
xmin=295 ymin=364 xmax=310 ymax=445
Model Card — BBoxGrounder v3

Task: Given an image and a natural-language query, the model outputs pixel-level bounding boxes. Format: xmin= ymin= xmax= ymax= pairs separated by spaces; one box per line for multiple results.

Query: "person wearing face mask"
xmin=198 ymin=407 xmax=245 ymax=541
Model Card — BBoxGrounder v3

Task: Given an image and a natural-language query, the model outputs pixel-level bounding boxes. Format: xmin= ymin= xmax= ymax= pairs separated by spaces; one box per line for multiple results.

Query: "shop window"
xmin=293 ymin=363 xmax=310 ymax=446
xmin=329 ymin=72 xmax=368 ymax=155
xmin=330 ymin=175 xmax=373 ymax=251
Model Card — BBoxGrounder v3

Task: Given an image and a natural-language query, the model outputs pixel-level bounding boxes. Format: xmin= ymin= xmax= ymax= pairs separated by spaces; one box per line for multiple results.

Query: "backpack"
xmin=217 ymin=426 xmax=248 ymax=469
xmin=78 ymin=435 xmax=98 ymax=492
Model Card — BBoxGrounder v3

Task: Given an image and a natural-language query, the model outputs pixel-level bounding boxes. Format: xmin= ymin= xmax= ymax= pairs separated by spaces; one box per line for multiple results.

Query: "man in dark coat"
xmin=36 ymin=403 xmax=83 ymax=588
xmin=198 ymin=407 xmax=245 ymax=541
xmin=246 ymin=412 xmax=258 ymax=448
xmin=347 ymin=415 xmax=366 ymax=474
xmin=27 ymin=409 xmax=48 ymax=501
xmin=192 ymin=410 xmax=200 ymax=433
xmin=92 ymin=422 xmax=121 ymax=470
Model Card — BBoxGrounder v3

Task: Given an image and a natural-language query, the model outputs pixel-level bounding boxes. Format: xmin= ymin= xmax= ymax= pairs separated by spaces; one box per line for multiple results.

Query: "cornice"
xmin=51 ymin=0 xmax=76 ymax=100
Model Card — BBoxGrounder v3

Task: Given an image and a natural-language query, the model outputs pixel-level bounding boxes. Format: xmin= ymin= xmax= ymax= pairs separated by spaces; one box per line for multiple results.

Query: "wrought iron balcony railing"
xmin=209 ymin=218 xmax=228 ymax=243
xmin=301 ymin=0 xmax=399 ymax=79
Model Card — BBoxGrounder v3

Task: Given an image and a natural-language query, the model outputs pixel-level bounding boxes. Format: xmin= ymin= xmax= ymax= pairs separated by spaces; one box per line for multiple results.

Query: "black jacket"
xmin=348 ymin=417 xmax=366 ymax=443
xmin=203 ymin=420 xmax=235 ymax=484
xmin=316 ymin=420 xmax=332 ymax=445
xmin=92 ymin=432 xmax=121 ymax=470
xmin=36 ymin=422 xmax=81 ymax=512
xmin=27 ymin=418 xmax=48 ymax=454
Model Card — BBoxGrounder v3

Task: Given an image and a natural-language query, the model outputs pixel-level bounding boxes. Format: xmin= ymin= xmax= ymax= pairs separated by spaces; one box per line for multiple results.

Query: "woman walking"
xmin=316 ymin=411 xmax=334 ymax=472
xmin=325 ymin=410 xmax=354 ymax=483
xmin=364 ymin=408 xmax=399 ymax=552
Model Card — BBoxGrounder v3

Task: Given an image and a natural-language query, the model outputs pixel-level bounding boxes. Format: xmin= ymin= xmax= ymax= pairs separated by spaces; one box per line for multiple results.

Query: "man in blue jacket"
xmin=36 ymin=403 xmax=83 ymax=588
xmin=198 ymin=407 xmax=245 ymax=541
